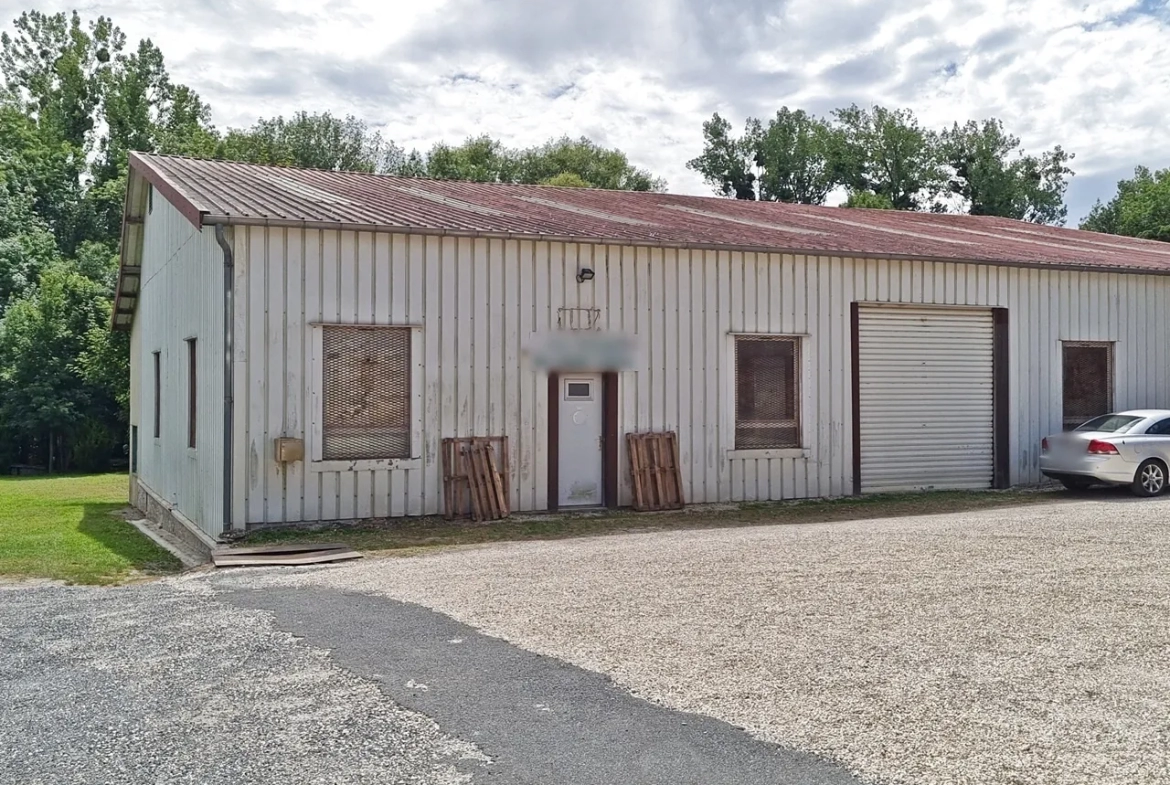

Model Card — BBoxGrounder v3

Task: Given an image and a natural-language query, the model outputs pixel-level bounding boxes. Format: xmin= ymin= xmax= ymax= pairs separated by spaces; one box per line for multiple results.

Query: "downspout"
xmin=214 ymin=224 xmax=235 ymax=537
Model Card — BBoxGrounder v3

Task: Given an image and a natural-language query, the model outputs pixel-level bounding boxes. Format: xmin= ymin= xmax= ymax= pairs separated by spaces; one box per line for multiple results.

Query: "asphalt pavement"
xmin=0 ymin=577 xmax=860 ymax=785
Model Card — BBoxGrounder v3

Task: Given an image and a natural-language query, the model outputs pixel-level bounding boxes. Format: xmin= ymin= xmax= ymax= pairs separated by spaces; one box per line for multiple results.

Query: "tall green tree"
xmin=830 ymin=104 xmax=943 ymax=211
xmin=0 ymin=9 xmax=213 ymax=468
xmin=421 ymin=134 xmax=515 ymax=182
xmin=218 ymin=111 xmax=402 ymax=173
xmin=749 ymin=108 xmax=836 ymax=204
xmin=939 ymin=119 xmax=1074 ymax=225
xmin=0 ymin=261 xmax=117 ymax=470
xmin=1081 ymin=166 xmax=1170 ymax=242
xmin=842 ymin=190 xmax=895 ymax=209
xmin=410 ymin=134 xmax=666 ymax=190
xmin=513 ymin=136 xmax=664 ymax=191
xmin=0 ymin=174 xmax=58 ymax=311
xmin=687 ymin=113 xmax=757 ymax=199
xmin=0 ymin=10 xmax=121 ymax=151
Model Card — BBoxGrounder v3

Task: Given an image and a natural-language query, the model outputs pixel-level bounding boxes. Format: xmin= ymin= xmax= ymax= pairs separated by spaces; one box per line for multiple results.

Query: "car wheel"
xmin=1060 ymin=477 xmax=1094 ymax=491
xmin=1131 ymin=459 xmax=1168 ymax=497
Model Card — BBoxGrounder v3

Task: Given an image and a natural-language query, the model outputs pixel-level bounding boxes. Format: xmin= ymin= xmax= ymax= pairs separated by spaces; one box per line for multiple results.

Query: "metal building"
xmin=113 ymin=152 xmax=1170 ymax=546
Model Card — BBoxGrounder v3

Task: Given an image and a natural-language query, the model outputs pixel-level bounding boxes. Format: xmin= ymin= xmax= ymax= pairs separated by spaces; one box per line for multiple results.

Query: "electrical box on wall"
xmin=274 ymin=437 xmax=305 ymax=463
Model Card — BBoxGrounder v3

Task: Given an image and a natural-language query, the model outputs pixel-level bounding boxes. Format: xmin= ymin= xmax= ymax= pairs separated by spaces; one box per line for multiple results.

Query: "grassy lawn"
xmin=243 ymin=487 xmax=1069 ymax=554
xmin=0 ymin=473 xmax=182 ymax=585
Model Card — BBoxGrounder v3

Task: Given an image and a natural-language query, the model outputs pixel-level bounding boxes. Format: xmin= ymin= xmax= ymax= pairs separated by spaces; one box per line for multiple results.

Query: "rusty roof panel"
xmin=126 ymin=152 xmax=1170 ymax=274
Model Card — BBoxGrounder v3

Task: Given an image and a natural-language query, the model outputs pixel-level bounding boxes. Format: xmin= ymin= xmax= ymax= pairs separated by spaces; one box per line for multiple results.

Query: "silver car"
xmin=1041 ymin=410 xmax=1170 ymax=496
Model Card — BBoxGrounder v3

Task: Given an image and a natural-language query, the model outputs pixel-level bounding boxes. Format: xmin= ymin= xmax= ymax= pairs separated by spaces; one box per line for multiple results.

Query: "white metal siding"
xmin=130 ymin=194 xmax=226 ymax=537
xmin=231 ymin=228 xmax=1170 ymax=523
xmin=858 ymin=306 xmax=994 ymax=492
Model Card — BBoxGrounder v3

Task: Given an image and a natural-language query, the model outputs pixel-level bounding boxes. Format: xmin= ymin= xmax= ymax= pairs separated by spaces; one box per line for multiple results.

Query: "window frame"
xmin=186 ymin=337 xmax=197 ymax=449
xmin=152 ymin=350 xmax=161 ymax=439
xmin=1061 ymin=340 xmax=1115 ymax=432
xmin=724 ymin=332 xmax=811 ymax=459
xmin=564 ymin=379 xmax=595 ymax=401
xmin=309 ymin=323 xmax=424 ymax=472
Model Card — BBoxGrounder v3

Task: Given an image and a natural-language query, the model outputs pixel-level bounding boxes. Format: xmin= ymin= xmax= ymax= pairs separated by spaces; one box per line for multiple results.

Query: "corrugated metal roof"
xmin=128 ymin=151 xmax=1170 ymax=274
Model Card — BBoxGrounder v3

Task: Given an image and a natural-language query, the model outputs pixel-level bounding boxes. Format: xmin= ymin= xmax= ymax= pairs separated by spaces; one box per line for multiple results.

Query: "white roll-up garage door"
xmin=858 ymin=305 xmax=994 ymax=493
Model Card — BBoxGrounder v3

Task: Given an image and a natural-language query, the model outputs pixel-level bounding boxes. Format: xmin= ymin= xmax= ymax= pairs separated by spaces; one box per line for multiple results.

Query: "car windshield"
xmin=1074 ymin=414 xmax=1142 ymax=433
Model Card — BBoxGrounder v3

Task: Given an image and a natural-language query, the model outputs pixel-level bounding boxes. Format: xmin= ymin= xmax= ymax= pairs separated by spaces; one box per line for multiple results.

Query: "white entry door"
xmin=558 ymin=374 xmax=603 ymax=507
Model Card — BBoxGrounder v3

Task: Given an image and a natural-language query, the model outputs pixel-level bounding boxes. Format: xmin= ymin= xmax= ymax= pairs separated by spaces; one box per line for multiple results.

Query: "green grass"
xmin=242 ymin=487 xmax=1068 ymax=555
xmin=0 ymin=473 xmax=182 ymax=585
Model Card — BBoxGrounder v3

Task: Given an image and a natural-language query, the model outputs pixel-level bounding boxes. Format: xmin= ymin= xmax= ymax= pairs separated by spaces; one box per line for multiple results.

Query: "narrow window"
xmin=322 ymin=326 xmax=411 ymax=459
xmin=130 ymin=425 xmax=138 ymax=473
xmin=1062 ymin=341 xmax=1114 ymax=431
xmin=734 ymin=336 xmax=801 ymax=449
xmin=153 ymin=351 xmax=161 ymax=439
xmin=186 ymin=338 xmax=197 ymax=448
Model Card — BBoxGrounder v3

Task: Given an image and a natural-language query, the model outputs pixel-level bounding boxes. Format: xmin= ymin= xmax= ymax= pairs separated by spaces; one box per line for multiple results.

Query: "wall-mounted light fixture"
xmin=576 ymin=267 xmax=595 ymax=283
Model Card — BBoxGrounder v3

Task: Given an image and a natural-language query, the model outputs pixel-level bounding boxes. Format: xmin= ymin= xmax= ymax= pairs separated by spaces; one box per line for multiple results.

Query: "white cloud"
xmin=4 ymin=0 xmax=1168 ymax=222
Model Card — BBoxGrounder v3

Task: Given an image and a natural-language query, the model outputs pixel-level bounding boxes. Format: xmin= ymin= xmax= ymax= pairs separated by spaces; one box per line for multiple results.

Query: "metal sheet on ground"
xmin=212 ymin=544 xmax=363 ymax=568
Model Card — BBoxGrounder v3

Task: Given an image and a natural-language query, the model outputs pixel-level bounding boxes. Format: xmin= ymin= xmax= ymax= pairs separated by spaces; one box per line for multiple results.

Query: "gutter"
xmin=214 ymin=224 xmax=235 ymax=537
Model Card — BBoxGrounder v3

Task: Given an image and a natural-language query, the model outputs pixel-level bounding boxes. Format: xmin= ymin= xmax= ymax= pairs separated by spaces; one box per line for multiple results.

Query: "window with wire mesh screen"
xmin=322 ymin=326 xmax=411 ymax=460
xmin=1062 ymin=341 xmax=1114 ymax=431
xmin=734 ymin=336 xmax=801 ymax=449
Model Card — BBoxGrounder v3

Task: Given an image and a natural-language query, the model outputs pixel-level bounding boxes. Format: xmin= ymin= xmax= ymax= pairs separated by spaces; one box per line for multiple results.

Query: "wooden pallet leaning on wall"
xmin=626 ymin=431 xmax=684 ymax=511
xmin=442 ymin=437 xmax=511 ymax=522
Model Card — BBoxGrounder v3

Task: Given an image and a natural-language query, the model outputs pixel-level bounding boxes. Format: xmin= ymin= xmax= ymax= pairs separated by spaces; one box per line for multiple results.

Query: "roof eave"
xmin=201 ymin=213 xmax=1170 ymax=279
xmin=128 ymin=151 xmax=207 ymax=229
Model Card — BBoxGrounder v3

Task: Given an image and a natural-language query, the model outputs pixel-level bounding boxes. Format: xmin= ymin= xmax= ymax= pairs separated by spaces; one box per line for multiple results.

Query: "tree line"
xmin=687 ymin=107 xmax=1076 ymax=223
xmin=0 ymin=8 xmax=1165 ymax=472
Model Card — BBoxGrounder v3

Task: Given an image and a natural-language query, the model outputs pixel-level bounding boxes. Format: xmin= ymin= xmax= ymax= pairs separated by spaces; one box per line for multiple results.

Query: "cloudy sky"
xmin=8 ymin=0 xmax=1169 ymax=223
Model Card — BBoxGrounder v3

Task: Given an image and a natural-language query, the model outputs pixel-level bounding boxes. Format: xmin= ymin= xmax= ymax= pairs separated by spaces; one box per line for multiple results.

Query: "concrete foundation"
xmin=129 ymin=475 xmax=217 ymax=561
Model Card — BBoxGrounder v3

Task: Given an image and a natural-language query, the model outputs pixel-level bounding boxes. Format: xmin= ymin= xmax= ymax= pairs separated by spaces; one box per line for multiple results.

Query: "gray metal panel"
xmin=858 ymin=305 xmax=995 ymax=493
xmin=131 ymin=190 xmax=227 ymax=537
xmin=228 ymin=229 xmax=1170 ymax=523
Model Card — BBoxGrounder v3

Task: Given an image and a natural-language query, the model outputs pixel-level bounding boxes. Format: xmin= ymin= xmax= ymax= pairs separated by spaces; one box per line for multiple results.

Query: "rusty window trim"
xmin=734 ymin=335 xmax=802 ymax=450
xmin=1061 ymin=341 xmax=1115 ymax=431
xmin=321 ymin=326 xmax=412 ymax=461
xmin=153 ymin=351 xmax=161 ymax=439
xmin=186 ymin=338 xmax=197 ymax=449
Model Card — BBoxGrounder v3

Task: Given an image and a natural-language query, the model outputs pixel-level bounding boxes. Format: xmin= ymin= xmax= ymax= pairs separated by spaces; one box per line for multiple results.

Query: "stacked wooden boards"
xmin=626 ymin=432 xmax=685 ymax=511
xmin=442 ymin=437 xmax=511 ymax=521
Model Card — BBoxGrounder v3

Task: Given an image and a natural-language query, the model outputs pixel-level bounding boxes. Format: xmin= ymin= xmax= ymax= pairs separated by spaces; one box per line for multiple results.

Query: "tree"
xmin=939 ymin=119 xmax=1073 ymax=225
xmin=421 ymin=134 xmax=515 ymax=182
xmin=842 ymin=190 xmax=895 ymax=209
xmin=0 ymin=161 xmax=60 ymax=311
xmin=1081 ymin=166 xmax=1170 ymax=242
xmin=0 ymin=98 xmax=83 ymax=243
xmin=830 ymin=104 xmax=943 ymax=211
xmin=0 ymin=261 xmax=116 ymax=470
xmin=687 ymin=113 xmax=756 ymax=199
xmin=412 ymin=134 xmax=666 ymax=191
xmin=218 ymin=111 xmax=403 ymax=173
xmin=749 ymin=108 xmax=836 ymax=204
xmin=514 ymin=136 xmax=664 ymax=191
xmin=0 ymin=10 xmax=121 ymax=151
xmin=541 ymin=172 xmax=591 ymax=187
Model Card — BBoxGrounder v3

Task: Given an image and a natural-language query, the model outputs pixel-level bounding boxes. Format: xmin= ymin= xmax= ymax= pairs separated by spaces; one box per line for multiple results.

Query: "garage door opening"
xmin=853 ymin=304 xmax=1006 ymax=494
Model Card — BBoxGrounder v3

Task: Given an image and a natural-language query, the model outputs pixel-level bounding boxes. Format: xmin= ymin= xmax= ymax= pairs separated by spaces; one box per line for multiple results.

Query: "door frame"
xmin=547 ymin=371 xmax=619 ymax=511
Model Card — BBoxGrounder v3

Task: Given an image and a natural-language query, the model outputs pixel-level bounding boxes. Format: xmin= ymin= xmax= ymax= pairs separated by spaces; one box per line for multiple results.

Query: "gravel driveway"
xmin=0 ymin=581 xmax=485 ymax=785
xmin=235 ymin=495 xmax=1170 ymax=785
